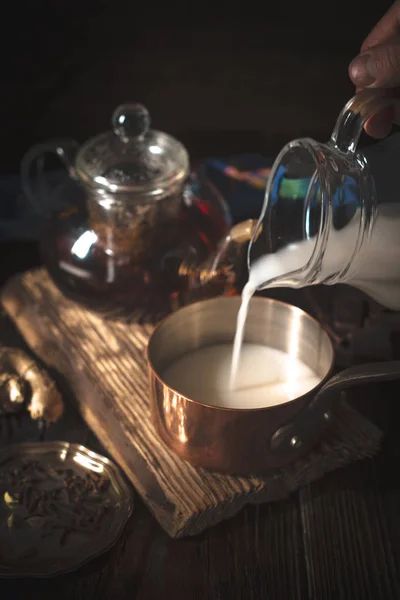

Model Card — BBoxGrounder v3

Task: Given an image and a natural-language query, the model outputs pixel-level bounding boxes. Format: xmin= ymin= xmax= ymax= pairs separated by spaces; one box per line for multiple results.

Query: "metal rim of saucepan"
xmin=147 ymin=296 xmax=338 ymax=474
xmin=147 ymin=295 xmax=336 ymax=414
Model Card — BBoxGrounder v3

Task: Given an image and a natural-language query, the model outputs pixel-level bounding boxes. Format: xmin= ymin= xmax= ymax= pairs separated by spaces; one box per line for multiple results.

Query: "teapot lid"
xmin=75 ymin=103 xmax=189 ymax=196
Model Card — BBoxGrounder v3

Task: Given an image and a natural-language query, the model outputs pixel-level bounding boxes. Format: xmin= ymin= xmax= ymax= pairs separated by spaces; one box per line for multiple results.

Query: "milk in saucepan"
xmin=163 ymin=344 xmax=320 ymax=410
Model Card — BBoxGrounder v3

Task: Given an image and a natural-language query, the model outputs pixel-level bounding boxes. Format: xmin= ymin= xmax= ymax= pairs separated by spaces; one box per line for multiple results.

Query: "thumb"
xmin=349 ymin=39 xmax=400 ymax=88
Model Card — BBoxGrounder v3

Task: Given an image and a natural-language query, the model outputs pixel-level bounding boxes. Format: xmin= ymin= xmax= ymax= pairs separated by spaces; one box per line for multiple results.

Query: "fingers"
xmin=349 ymin=39 xmax=400 ymax=88
xmin=364 ymin=108 xmax=394 ymax=138
xmin=348 ymin=2 xmax=400 ymax=139
xmin=361 ymin=1 xmax=400 ymax=52
xmin=354 ymin=84 xmax=394 ymax=138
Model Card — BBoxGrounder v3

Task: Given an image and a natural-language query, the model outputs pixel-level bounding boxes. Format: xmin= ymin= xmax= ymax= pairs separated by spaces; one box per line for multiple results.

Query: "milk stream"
xmin=230 ymin=202 xmax=400 ymax=389
xmin=164 ymin=200 xmax=400 ymax=404
xmin=163 ymin=344 xmax=320 ymax=410
xmin=229 ymin=283 xmax=256 ymax=389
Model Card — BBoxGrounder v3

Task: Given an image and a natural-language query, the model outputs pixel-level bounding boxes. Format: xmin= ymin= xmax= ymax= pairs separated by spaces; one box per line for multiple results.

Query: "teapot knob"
xmin=111 ymin=103 xmax=151 ymax=141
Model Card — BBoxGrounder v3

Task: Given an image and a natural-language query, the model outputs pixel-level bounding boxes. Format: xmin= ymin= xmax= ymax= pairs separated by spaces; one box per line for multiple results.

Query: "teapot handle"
xmin=21 ymin=140 xmax=80 ymax=215
xmin=270 ymin=359 xmax=400 ymax=456
xmin=331 ymin=89 xmax=400 ymax=155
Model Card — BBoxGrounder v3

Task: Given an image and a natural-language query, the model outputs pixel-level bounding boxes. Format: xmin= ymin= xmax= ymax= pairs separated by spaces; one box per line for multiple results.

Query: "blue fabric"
xmin=200 ymin=154 xmax=271 ymax=223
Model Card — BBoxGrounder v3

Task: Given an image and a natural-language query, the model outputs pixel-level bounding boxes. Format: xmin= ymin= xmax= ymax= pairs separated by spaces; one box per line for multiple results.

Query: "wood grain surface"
xmin=1 ymin=269 xmax=383 ymax=539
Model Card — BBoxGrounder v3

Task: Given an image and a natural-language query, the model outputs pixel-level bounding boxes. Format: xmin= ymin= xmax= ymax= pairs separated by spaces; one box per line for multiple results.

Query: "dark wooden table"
xmin=1 ymin=241 xmax=400 ymax=600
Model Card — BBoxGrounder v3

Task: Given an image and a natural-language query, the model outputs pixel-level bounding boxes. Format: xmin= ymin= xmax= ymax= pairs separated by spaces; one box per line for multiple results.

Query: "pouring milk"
xmin=163 ymin=200 xmax=400 ymax=407
xmin=230 ymin=200 xmax=400 ymax=389
xmin=165 ymin=101 xmax=400 ymax=403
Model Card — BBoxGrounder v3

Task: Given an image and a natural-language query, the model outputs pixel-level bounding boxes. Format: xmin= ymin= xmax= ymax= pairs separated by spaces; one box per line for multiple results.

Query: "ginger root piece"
xmin=0 ymin=372 xmax=26 ymax=415
xmin=0 ymin=347 xmax=63 ymax=423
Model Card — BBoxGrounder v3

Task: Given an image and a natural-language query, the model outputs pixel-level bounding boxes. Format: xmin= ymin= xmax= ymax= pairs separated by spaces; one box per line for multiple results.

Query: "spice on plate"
xmin=0 ymin=460 xmax=111 ymax=547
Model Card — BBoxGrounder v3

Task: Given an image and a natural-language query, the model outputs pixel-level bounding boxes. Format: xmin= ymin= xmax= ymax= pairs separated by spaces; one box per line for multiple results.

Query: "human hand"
xmin=349 ymin=1 xmax=400 ymax=138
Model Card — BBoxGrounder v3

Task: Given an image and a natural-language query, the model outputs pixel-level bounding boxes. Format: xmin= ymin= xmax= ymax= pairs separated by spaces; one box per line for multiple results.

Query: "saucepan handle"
xmin=270 ymin=360 xmax=400 ymax=456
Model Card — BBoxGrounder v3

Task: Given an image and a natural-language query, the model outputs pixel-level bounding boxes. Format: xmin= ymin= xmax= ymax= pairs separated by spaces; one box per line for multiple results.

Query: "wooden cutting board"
xmin=1 ymin=268 xmax=382 ymax=538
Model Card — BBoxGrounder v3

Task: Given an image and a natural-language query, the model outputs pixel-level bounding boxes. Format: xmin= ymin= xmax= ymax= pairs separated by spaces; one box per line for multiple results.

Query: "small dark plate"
xmin=0 ymin=441 xmax=133 ymax=578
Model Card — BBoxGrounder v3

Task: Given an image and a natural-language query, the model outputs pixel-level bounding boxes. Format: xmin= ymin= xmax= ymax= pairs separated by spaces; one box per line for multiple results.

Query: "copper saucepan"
xmin=147 ymin=296 xmax=400 ymax=475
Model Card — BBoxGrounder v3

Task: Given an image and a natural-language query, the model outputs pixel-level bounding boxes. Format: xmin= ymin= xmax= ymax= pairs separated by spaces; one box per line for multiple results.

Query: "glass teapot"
xmin=21 ymin=104 xmax=254 ymax=321
xmin=249 ymin=89 xmax=400 ymax=311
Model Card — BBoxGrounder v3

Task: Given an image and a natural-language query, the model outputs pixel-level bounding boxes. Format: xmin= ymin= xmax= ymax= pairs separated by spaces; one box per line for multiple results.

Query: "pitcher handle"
xmin=270 ymin=359 xmax=400 ymax=456
xmin=21 ymin=139 xmax=80 ymax=215
xmin=331 ymin=89 xmax=400 ymax=155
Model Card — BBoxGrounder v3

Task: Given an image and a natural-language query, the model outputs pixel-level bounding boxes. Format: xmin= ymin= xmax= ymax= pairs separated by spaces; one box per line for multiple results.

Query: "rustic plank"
xmin=1 ymin=268 xmax=383 ymax=538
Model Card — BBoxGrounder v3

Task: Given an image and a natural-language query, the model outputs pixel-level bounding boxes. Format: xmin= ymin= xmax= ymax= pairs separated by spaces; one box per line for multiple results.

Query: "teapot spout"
xmin=179 ymin=219 xmax=258 ymax=303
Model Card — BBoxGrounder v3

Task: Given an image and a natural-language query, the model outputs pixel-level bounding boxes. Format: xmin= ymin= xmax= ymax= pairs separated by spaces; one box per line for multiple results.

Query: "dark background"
xmin=1 ymin=1 xmax=393 ymax=176
xmin=1 ymin=4 xmax=400 ymax=598
xmin=0 ymin=0 xmax=393 ymax=289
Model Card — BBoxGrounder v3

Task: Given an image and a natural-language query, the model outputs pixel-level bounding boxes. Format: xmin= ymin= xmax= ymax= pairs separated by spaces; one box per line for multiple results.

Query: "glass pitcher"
xmin=249 ymin=89 xmax=400 ymax=311
xmin=21 ymin=103 xmax=254 ymax=322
